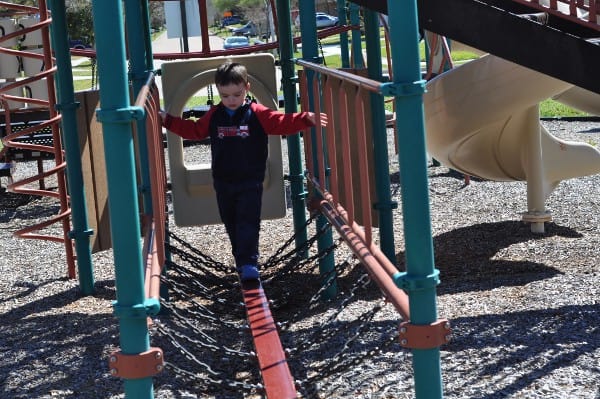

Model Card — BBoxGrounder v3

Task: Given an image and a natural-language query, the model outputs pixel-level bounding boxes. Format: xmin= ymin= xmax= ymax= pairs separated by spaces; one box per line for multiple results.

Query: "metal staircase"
xmin=350 ymin=0 xmax=600 ymax=94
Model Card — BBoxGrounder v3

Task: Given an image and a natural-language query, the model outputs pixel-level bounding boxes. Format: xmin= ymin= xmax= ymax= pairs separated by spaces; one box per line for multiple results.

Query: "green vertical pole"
xmin=298 ymin=0 xmax=337 ymax=299
xmin=386 ymin=0 xmax=443 ymax=398
xmin=276 ymin=0 xmax=309 ymax=258
xmin=130 ymin=0 xmax=171 ymax=303
xmin=47 ymin=0 xmax=95 ymax=295
xmin=90 ymin=0 xmax=155 ymax=397
xmin=125 ymin=0 xmax=153 ymax=216
xmin=363 ymin=9 xmax=397 ymax=265
xmin=348 ymin=3 xmax=363 ymax=68
xmin=337 ymin=0 xmax=350 ymax=68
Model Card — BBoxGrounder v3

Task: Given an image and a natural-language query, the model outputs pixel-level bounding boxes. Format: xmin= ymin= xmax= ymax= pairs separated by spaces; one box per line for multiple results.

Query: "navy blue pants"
xmin=213 ymin=178 xmax=263 ymax=268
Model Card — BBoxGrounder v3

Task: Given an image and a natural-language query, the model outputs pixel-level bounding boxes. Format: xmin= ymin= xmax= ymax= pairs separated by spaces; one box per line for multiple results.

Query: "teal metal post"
xmin=349 ymin=3 xmax=363 ymax=68
xmin=48 ymin=0 xmax=95 ymax=295
xmin=386 ymin=0 xmax=444 ymax=397
xmin=363 ymin=9 xmax=397 ymax=265
xmin=124 ymin=0 xmax=154 ymax=216
xmin=298 ymin=0 xmax=337 ymax=299
xmin=336 ymin=0 xmax=350 ymax=68
xmin=90 ymin=0 xmax=156 ymax=397
xmin=276 ymin=0 xmax=309 ymax=258
xmin=127 ymin=0 xmax=171 ymax=303
xmin=125 ymin=0 xmax=152 ymax=207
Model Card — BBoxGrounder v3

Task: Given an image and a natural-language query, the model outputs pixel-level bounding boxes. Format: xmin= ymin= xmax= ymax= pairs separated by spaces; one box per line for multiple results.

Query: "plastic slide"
xmin=423 ymin=53 xmax=600 ymax=232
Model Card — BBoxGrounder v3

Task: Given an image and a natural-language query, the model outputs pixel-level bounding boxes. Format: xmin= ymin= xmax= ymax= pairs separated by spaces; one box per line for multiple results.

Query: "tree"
xmin=65 ymin=0 xmax=94 ymax=44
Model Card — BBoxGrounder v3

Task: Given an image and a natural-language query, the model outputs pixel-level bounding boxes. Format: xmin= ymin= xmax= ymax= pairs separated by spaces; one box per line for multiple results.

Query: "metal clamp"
xmin=96 ymin=106 xmax=145 ymax=123
xmin=112 ymin=298 xmax=161 ymax=318
xmin=380 ymin=79 xmax=426 ymax=97
xmin=54 ymin=101 xmax=80 ymax=112
xmin=373 ymin=200 xmax=398 ymax=211
xmin=398 ymin=319 xmax=451 ymax=349
xmin=67 ymin=228 xmax=94 ymax=240
xmin=394 ymin=269 xmax=440 ymax=291
xmin=108 ymin=347 xmax=164 ymax=379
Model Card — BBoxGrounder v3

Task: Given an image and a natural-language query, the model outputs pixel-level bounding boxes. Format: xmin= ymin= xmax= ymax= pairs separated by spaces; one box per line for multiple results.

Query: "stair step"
xmin=518 ymin=12 xmax=549 ymax=25
xmin=586 ymin=37 xmax=600 ymax=45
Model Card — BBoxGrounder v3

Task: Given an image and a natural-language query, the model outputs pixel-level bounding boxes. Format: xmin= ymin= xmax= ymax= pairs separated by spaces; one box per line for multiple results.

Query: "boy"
xmin=160 ymin=61 xmax=327 ymax=281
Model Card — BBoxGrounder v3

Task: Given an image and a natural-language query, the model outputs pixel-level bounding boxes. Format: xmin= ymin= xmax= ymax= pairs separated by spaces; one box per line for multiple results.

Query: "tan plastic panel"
xmin=161 ymin=54 xmax=286 ymax=226
xmin=424 ymin=54 xmax=600 ymax=197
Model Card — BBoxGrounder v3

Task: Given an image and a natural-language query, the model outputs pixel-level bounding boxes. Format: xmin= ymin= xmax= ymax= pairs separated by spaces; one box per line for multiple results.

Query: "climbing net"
xmin=150 ymin=215 xmax=407 ymax=398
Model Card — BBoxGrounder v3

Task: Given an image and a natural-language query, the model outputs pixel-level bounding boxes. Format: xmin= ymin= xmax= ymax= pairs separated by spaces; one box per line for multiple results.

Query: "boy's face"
xmin=217 ymin=82 xmax=250 ymax=111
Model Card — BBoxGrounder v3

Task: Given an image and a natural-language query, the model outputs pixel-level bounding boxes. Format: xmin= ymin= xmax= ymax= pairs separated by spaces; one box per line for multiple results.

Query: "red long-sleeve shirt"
xmin=163 ymin=101 xmax=315 ymax=182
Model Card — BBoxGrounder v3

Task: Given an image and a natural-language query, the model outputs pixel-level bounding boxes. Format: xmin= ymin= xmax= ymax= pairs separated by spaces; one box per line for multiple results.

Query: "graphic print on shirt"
xmin=217 ymin=125 xmax=250 ymax=139
xmin=238 ymin=125 xmax=249 ymax=137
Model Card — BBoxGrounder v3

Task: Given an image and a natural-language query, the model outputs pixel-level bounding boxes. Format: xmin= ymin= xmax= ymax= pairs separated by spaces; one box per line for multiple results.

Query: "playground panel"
xmin=75 ymin=89 xmax=112 ymax=253
xmin=161 ymin=54 xmax=287 ymax=227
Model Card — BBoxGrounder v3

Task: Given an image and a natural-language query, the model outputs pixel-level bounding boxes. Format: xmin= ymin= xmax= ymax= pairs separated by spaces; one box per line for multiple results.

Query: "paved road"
xmin=151 ymin=30 xmax=224 ymax=54
xmin=151 ymin=31 xmax=226 ymax=101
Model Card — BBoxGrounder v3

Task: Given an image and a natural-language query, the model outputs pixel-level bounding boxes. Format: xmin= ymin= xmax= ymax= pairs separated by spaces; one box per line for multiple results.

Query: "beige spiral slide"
xmin=424 ymin=54 xmax=600 ymax=232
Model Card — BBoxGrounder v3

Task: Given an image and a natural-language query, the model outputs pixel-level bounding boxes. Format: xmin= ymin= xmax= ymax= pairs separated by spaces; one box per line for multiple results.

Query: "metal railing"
xmin=513 ymin=0 xmax=600 ymax=31
xmin=297 ymin=59 xmax=410 ymax=320
xmin=134 ymin=72 xmax=168 ymax=301
xmin=0 ymin=0 xmax=75 ymax=278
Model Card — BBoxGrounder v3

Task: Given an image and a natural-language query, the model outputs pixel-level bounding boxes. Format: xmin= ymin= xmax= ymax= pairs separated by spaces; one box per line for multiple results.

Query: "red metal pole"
xmin=318 ymin=199 xmax=410 ymax=319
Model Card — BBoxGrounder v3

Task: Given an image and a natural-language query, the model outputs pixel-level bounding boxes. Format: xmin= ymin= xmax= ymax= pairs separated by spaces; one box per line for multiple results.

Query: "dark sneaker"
xmin=238 ymin=264 xmax=260 ymax=281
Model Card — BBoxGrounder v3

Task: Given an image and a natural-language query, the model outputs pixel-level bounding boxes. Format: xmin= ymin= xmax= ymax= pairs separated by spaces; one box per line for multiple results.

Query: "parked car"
xmin=316 ymin=14 xmax=339 ymax=28
xmin=230 ymin=21 xmax=258 ymax=37
xmin=222 ymin=36 xmax=250 ymax=49
xmin=295 ymin=13 xmax=339 ymax=29
xmin=221 ymin=15 xmax=242 ymax=27
xmin=69 ymin=39 xmax=92 ymax=49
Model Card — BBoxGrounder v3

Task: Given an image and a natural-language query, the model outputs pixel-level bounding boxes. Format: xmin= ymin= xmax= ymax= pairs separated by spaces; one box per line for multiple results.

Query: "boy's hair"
xmin=215 ymin=61 xmax=248 ymax=86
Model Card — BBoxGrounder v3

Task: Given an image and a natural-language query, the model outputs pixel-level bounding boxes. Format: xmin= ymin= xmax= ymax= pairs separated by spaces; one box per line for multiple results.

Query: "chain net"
xmin=150 ymin=215 xmax=407 ymax=398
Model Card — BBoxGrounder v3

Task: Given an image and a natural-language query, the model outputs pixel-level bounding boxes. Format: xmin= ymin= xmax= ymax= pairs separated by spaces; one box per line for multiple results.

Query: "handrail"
xmin=137 ymin=73 xmax=168 ymax=301
xmin=297 ymin=60 xmax=411 ymax=320
xmin=296 ymin=59 xmax=383 ymax=93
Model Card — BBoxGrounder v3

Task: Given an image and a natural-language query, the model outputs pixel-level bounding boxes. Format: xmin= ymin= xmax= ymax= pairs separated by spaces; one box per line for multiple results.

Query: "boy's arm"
xmin=252 ymin=103 xmax=326 ymax=135
xmin=160 ymin=107 xmax=217 ymax=140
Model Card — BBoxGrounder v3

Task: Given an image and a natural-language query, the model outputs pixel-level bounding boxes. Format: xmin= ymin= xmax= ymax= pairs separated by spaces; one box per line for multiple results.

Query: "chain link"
xmin=168 ymin=230 xmax=233 ymax=274
xmin=262 ymin=213 xmax=327 ymax=271
xmin=157 ymin=321 xmax=263 ymax=393
xmin=157 ymin=221 xmax=405 ymax=398
xmin=275 ymin=255 xmax=352 ymax=330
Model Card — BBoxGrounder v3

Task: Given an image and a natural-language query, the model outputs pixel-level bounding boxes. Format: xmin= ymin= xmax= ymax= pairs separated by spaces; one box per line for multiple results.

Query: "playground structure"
xmin=0 ymin=0 xmax=598 ymax=398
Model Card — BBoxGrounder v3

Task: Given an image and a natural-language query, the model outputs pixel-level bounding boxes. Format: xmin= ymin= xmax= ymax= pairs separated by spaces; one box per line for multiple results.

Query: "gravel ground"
xmin=1 ymin=119 xmax=599 ymax=398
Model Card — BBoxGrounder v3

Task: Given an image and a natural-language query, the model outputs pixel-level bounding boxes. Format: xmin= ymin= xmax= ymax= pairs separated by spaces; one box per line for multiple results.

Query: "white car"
xmin=295 ymin=13 xmax=339 ymax=29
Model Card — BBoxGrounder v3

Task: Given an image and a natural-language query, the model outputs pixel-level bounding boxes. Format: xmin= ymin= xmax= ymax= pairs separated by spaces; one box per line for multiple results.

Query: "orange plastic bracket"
xmin=108 ymin=347 xmax=164 ymax=379
xmin=398 ymin=319 xmax=451 ymax=349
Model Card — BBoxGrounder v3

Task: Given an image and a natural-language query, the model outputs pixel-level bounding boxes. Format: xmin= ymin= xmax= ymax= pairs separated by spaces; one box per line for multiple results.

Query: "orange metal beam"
xmin=318 ymin=199 xmax=410 ymax=320
xmin=242 ymin=282 xmax=297 ymax=399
